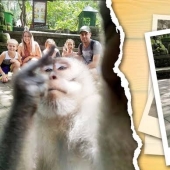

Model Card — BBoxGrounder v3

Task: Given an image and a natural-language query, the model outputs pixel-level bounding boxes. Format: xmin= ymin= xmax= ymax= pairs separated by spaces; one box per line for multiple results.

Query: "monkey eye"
xmin=58 ymin=66 xmax=67 ymax=70
xmin=55 ymin=63 xmax=68 ymax=70
xmin=45 ymin=68 xmax=53 ymax=72
xmin=42 ymin=65 xmax=53 ymax=72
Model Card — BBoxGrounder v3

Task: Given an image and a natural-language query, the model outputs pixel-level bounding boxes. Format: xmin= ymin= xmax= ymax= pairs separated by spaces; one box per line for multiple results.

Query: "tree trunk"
xmin=18 ymin=0 xmax=27 ymax=27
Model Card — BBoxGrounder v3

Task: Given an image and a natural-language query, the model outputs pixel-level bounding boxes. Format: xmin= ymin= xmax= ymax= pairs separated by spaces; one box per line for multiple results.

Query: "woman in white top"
xmin=62 ymin=39 xmax=77 ymax=57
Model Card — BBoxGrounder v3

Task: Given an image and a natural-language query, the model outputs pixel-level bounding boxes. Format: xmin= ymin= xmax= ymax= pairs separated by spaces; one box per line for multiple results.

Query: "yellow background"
xmin=112 ymin=0 xmax=170 ymax=169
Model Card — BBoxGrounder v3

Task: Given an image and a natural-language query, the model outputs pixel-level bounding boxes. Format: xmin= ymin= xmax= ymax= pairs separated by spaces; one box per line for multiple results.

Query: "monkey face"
xmin=39 ymin=57 xmax=96 ymax=118
xmin=47 ymin=60 xmax=82 ymax=100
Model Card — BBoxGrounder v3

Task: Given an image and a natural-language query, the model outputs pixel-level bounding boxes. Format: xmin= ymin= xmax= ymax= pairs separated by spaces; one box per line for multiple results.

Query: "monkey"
xmin=0 ymin=1 xmax=137 ymax=170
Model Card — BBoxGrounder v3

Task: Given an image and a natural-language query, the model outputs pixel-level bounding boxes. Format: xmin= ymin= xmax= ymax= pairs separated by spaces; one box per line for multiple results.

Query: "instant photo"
xmin=145 ymin=29 xmax=170 ymax=165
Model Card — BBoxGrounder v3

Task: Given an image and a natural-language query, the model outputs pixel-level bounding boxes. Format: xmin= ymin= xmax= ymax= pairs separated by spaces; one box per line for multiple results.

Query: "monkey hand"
xmin=98 ymin=3 xmax=137 ymax=170
xmin=12 ymin=45 xmax=56 ymax=113
xmin=0 ymin=47 xmax=56 ymax=170
xmin=99 ymin=3 xmax=126 ymax=104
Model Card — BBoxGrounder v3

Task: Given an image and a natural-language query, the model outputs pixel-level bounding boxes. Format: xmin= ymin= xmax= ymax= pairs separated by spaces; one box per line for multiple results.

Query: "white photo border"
xmin=138 ymin=88 xmax=161 ymax=138
xmin=138 ymin=15 xmax=170 ymax=138
xmin=152 ymin=14 xmax=170 ymax=31
xmin=144 ymin=135 xmax=164 ymax=155
xmin=139 ymin=14 xmax=170 ymax=156
xmin=145 ymin=29 xmax=170 ymax=166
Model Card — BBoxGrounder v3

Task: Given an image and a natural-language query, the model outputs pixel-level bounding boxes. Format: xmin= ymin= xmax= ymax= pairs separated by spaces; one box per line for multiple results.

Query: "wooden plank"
xmin=112 ymin=0 xmax=170 ymax=38
xmin=111 ymin=0 xmax=170 ymax=169
xmin=120 ymin=39 xmax=149 ymax=91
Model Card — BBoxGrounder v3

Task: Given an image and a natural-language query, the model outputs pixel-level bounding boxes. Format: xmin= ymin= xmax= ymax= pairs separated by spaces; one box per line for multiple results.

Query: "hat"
xmin=79 ymin=26 xmax=91 ymax=33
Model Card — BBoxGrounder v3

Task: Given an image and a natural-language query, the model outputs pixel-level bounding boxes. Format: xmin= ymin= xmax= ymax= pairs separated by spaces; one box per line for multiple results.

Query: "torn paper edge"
xmin=106 ymin=0 xmax=142 ymax=169
xmin=145 ymin=29 xmax=170 ymax=166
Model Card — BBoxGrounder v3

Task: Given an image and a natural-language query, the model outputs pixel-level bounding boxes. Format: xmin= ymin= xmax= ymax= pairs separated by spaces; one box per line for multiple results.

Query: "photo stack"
xmin=138 ymin=14 xmax=170 ymax=165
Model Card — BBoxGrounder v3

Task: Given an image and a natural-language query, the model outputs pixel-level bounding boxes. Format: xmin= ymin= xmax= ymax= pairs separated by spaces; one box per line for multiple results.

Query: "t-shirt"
xmin=2 ymin=51 xmax=19 ymax=65
xmin=77 ymin=40 xmax=102 ymax=64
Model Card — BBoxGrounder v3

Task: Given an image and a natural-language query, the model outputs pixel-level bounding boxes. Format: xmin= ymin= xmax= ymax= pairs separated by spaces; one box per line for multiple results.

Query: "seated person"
xmin=62 ymin=39 xmax=77 ymax=57
xmin=0 ymin=39 xmax=21 ymax=83
xmin=43 ymin=39 xmax=60 ymax=72
xmin=18 ymin=29 xmax=42 ymax=66
xmin=43 ymin=38 xmax=60 ymax=57
xmin=77 ymin=26 xmax=102 ymax=70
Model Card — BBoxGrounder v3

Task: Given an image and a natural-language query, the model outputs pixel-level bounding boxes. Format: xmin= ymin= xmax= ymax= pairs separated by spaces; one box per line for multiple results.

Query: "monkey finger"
xmin=12 ymin=70 xmax=48 ymax=95
xmin=34 ymin=74 xmax=49 ymax=86
xmin=39 ymin=45 xmax=56 ymax=67
xmin=20 ymin=45 xmax=56 ymax=76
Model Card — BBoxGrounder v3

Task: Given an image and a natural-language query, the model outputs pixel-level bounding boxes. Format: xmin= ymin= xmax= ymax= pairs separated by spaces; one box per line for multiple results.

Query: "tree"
xmin=18 ymin=0 xmax=26 ymax=27
xmin=1 ymin=0 xmax=101 ymax=31
xmin=1 ymin=0 xmax=22 ymax=26
xmin=46 ymin=1 xmax=100 ymax=31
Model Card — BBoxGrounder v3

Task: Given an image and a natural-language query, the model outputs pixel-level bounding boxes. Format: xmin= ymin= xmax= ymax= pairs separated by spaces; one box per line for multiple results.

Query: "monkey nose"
xmin=49 ymin=73 xmax=57 ymax=80
xmin=52 ymin=75 xmax=57 ymax=79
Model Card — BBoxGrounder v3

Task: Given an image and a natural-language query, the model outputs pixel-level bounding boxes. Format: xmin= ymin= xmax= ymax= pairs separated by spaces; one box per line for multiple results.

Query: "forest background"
xmin=1 ymin=0 xmax=101 ymax=32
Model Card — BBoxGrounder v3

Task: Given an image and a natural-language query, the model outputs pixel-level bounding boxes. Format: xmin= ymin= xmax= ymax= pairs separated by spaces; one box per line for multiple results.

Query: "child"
xmin=42 ymin=39 xmax=60 ymax=72
xmin=62 ymin=39 xmax=77 ymax=57
xmin=0 ymin=39 xmax=21 ymax=83
xmin=43 ymin=38 xmax=60 ymax=57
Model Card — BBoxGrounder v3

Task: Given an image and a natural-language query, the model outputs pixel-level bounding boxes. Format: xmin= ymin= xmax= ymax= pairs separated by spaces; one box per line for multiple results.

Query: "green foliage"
xmin=1 ymin=0 xmax=33 ymax=26
xmin=47 ymin=1 xmax=100 ymax=31
xmin=25 ymin=1 xmax=32 ymax=26
xmin=1 ymin=0 xmax=101 ymax=31
xmin=1 ymin=0 xmax=21 ymax=25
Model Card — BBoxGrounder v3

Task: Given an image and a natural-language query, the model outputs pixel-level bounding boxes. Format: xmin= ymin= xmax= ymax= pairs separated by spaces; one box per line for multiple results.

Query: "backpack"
xmin=79 ymin=40 xmax=95 ymax=64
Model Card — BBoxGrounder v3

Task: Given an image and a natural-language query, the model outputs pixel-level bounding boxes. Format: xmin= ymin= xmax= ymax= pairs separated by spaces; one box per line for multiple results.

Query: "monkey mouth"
xmin=48 ymin=88 xmax=66 ymax=94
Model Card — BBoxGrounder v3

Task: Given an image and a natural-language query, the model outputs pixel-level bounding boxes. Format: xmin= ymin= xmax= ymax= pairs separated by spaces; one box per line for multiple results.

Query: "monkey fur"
xmin=0 ymin=2 xmax=137 ymax=170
